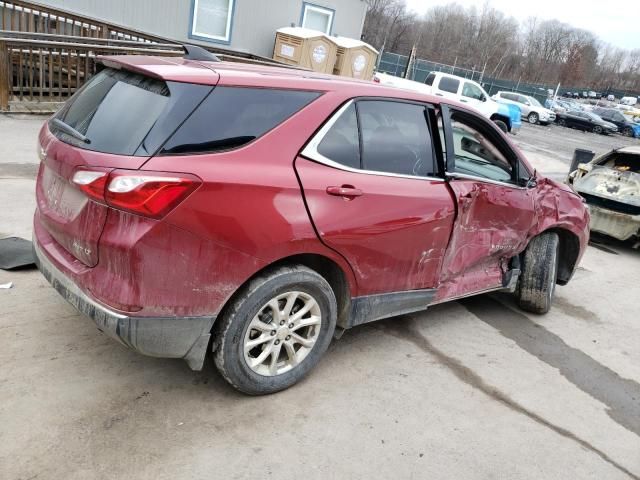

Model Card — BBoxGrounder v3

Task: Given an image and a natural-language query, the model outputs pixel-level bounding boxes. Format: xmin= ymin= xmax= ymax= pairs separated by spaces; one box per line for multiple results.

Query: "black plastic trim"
xmin=347 ymin=289 xmax=436 ymax=328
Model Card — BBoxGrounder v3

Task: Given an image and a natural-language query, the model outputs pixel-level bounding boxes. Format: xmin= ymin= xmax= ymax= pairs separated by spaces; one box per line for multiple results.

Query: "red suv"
xmin=33 ymin=52 xmax=589 ymax=395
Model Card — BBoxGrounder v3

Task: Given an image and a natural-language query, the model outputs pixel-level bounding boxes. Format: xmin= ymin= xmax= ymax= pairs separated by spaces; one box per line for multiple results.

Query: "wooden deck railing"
xmin=0 ymin=1 xmax=298 ymax=111
xmin=0 ymin=31 xmax=301 ymax=111
xmin=0 ymin=0 xmax=169 ymax=42
xmin=0 ymin=35 xmax=178 ymax=110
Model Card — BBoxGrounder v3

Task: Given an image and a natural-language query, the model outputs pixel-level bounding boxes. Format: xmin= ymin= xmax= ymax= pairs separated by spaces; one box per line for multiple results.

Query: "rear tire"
xmin=517 ymin=232 xmax=559 ymax=314
xmin=623 ymin=127 xmax=634 ymax=137
xmin=213 ymin=265 xmax=337 ymax=395
xmin=558 ymin=118 xmax=567 ymax=127
xmin=493 ymin=119 xmax=508 ymax=133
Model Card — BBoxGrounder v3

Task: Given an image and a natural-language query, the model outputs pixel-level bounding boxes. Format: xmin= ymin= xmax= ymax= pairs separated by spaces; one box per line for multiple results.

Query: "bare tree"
xmin=361 ymin=0 xmax=640 ymax=92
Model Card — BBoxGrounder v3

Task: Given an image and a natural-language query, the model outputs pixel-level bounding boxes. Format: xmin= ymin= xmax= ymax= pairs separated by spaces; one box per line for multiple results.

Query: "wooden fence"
xmin=0 ymin=1 xmax=296 ymax=111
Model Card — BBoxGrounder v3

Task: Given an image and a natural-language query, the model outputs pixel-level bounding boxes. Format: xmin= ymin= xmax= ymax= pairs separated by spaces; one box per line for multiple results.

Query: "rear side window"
xmin=50 ymin=68 xmax=212 ymax=156
xmin=438 ymin=77 xmax=459 ymax=94
xmin=317 ymin=103 xmax=360 ymax=169
xmin=358 ymin=100 xmax=434 ymax=177
xmin=161 ymin=87 xmax=321 ymax=155
xmin=424 ymin=73 xmax=436 ymax=86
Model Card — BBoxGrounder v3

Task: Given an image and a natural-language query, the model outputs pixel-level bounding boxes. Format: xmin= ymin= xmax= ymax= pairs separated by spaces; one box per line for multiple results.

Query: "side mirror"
xmin=480 ymin=94 xmax=487 ymax=102
xmin=526 ymin=176 xmax=537 ymax=188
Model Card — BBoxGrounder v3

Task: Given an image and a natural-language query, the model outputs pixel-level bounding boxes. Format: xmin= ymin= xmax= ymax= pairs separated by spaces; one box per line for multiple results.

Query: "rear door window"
xmin=161 ymin=87 xmax=320 ymax=155
xmin=438 ymin=77 xmax=460 ymax=94
xmin=358 ymin=100 xmax=435 ymax=177
xmin=50 ymin=68 xmax=212 ymax=156
xmin=316 ymin=103 xmax=360 ymax=169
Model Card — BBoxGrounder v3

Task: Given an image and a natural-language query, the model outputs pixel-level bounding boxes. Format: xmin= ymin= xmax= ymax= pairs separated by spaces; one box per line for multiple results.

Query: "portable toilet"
xmin=273 ymin=27 xmax=337 ymax=73
xmin=329 ymin=36 xmax=378 ymax=80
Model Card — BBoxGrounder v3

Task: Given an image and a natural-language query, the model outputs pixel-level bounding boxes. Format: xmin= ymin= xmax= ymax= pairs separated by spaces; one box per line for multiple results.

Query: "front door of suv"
xmin=296 ymin=99 xmax=456 ymax=296
xmin=437 ymin=106 xmax=536 ymax=300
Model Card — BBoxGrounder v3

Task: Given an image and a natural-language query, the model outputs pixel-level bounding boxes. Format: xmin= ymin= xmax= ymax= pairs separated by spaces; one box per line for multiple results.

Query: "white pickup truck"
xmin=374 ymin=71 xmax=521 ymax=134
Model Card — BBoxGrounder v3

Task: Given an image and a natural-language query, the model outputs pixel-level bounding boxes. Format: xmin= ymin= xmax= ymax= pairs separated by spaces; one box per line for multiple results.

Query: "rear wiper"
xmin=51 ymin=118 xmax=91 ymax=144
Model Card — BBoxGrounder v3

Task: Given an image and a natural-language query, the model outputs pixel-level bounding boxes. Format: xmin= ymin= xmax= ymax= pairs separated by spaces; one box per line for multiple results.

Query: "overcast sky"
xmin=404 ymin=0 xmax=639 ymax=50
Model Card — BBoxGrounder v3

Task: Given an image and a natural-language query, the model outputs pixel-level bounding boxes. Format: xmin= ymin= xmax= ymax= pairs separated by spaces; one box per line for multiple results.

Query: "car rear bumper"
xmin=33 ymin=236 xmax=216 ymax=370
xmin=587 ymin=205 xmax=640 ymax=241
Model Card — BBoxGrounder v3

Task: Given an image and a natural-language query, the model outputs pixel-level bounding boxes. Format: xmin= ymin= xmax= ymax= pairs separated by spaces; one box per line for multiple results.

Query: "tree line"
xmin=362 ymin=0 xmax=640 ymax=94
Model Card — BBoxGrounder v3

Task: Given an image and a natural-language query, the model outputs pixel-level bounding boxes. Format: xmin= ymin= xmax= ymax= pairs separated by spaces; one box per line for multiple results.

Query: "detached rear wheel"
xmin=214 ymin=265 xmax=337 ymax=395
xmin=517 ymin=232 xmax=559 ymax=314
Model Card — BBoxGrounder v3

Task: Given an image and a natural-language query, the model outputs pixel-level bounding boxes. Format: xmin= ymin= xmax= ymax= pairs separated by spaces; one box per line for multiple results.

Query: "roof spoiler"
xmin=182 ymin=44 xmax=221 ymax=62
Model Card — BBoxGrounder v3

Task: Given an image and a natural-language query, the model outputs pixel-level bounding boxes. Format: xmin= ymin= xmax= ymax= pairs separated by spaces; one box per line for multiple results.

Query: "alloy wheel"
xmin=243 ymin=291 xmax=322 ymax=376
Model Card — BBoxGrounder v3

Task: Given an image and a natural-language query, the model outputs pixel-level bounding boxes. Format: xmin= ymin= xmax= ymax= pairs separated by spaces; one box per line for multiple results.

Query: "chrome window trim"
xmin=301 ymin=100 xmax=445 ymax=183
xmin=445 ymin=171 xmax=526 ymax=190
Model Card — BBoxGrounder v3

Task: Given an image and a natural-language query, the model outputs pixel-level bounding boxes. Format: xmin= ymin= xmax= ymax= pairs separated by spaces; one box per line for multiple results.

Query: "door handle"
xmin=326 ymin=185 xmax=363 ymax=198
xmin=435 ymin=93 xmax=444 ymax=96
xmin=460 ymin=99 xmax=468 ymax=103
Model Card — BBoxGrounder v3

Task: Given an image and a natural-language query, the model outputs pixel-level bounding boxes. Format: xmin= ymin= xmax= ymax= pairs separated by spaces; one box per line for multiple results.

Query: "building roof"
xmin=276 ymin=27 xmax=327 ymax=39
xmin=329 ymin=36 xmax=378 ymax=53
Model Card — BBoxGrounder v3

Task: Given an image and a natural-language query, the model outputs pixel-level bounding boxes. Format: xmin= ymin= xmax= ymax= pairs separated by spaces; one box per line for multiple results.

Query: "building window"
xmin=191 ymin=0 xmax=235 ymax=43
xmin=300 ymin=3 xmax=334 ymax=35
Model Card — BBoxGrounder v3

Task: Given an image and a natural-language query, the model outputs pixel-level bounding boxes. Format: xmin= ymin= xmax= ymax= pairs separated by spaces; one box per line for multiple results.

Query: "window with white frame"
xmin=191 ymin=0 xmax=234 ymax=43
xmin=301 ymin=3 xmax=334 ymax=34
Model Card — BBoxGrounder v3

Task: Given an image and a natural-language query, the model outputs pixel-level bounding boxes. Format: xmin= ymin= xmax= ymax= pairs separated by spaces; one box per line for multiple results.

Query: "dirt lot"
xmin=1 ymin=115 xmax=639 ymax=480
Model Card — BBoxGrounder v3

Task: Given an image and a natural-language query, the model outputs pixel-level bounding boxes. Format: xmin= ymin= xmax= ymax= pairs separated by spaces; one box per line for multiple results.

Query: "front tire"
xmin=517 ymin=232 xmax=559 ymax=314
xmin=528 ymin=112 xmax=539 ymax=124
xmin=213 ymin=265 xmax=337 ymax=395
xmin=493 ymin=119 xmax=508 ymax=133
xmin=593 ymin=125 xmax=603 ymax=134
xmin=623 ymin=127 xmax=634 ymax=137
xmin=558 ymin=118 xmax=567 ymax=127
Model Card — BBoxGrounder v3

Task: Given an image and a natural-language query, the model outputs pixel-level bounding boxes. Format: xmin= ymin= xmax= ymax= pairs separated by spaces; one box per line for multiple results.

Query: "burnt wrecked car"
xmin=568 ymin=146 xmax=640 ymax=242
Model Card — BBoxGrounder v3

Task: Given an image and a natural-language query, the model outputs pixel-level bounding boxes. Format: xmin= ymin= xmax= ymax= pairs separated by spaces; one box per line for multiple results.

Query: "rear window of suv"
xmin=49 ymin=68 xmax=212 ymax=156
xmin=161 ymin=87 xmax=321 ymax=155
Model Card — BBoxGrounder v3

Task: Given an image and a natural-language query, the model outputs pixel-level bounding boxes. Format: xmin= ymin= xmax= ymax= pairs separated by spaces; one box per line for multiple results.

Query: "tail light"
xmin=72 ymin=168 xmax=201 ymax=219
xmin=372 ymin=76 xmax=380 ymax=83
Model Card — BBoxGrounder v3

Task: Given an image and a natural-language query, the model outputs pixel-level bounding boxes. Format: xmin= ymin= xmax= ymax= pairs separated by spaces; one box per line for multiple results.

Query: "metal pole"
xmin=0 ymin=41 xmax=9 ymax=111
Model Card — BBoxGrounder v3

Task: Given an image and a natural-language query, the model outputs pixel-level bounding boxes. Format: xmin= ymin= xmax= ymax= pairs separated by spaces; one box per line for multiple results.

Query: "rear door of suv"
xmin=296 ymin=98 xmax=456 ymax=295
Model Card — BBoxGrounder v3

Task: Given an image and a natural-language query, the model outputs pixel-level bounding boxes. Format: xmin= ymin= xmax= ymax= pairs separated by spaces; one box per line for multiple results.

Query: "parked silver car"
xmin=492 ymin=91 xmax=556 ymax=125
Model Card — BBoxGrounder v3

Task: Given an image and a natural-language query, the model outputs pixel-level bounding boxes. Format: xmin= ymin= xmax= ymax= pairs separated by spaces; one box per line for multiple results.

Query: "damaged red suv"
xmin=34 ymin=49 xmax=589 ymax=394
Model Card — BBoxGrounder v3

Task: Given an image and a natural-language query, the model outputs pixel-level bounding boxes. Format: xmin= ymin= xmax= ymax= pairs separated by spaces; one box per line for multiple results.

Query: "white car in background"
xmin=373 ymin=71 xmax=521 ymax=134
xmin=492 ymin=91 xmax=556 ymax=125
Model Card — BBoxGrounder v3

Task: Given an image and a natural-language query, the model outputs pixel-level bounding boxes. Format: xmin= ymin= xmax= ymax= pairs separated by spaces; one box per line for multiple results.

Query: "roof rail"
xmin=182 ymin=44 xmax=221 ymax=62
